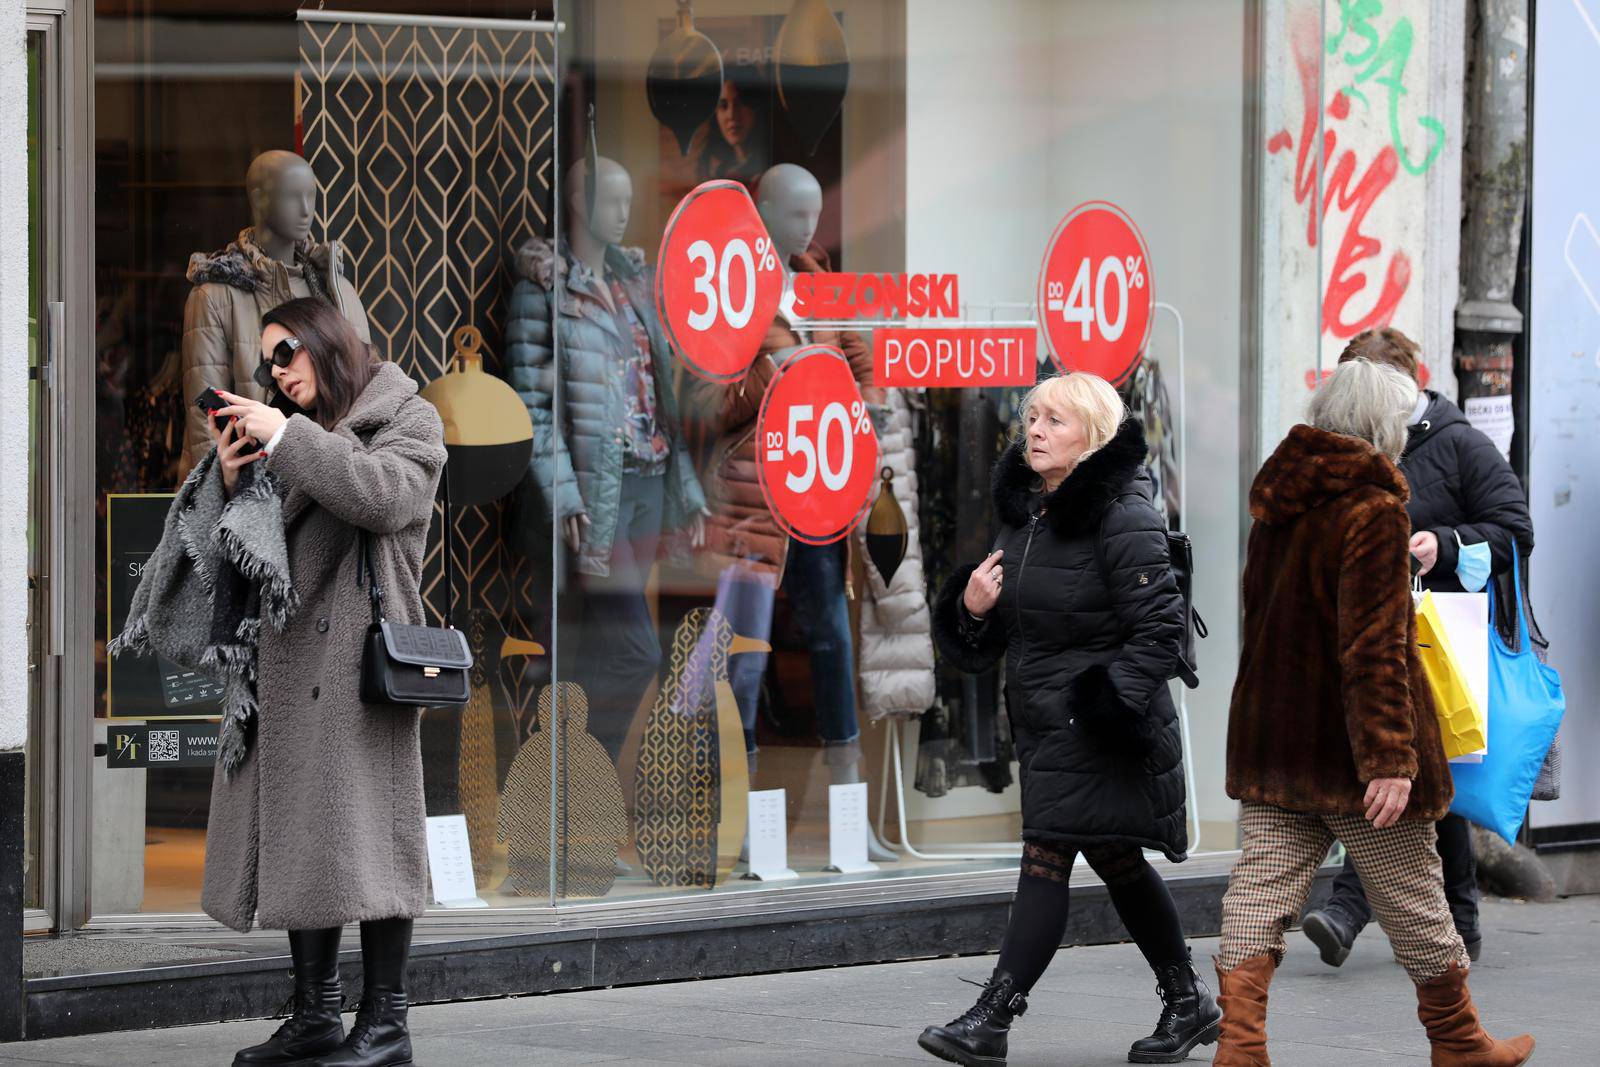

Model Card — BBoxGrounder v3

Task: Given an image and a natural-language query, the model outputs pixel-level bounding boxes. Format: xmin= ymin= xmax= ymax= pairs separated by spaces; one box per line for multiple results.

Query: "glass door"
xmin=27 ymin=0 xmax=94 ymax=932
xmin=25 ymin=23 xmax=50 ymax=928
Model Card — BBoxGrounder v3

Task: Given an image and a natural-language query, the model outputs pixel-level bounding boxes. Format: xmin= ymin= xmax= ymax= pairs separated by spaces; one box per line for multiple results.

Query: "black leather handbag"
xmin=357 ymin=530 xmax=472 ymax=709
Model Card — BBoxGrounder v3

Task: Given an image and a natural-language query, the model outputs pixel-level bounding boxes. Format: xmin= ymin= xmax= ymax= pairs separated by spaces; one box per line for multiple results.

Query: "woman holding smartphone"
xmin=123 ymin=296 xmax=444 ymax=1067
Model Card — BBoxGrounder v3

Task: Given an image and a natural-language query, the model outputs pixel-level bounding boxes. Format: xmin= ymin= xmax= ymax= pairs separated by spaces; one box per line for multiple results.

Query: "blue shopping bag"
xmin=1448 ymin=549 xmax=1564 ymax=844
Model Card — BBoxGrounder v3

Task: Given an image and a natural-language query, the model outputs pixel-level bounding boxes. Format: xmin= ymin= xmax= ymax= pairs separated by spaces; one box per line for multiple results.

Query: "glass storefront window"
xmin=84 ymin=0 xmax=1309 ymax=923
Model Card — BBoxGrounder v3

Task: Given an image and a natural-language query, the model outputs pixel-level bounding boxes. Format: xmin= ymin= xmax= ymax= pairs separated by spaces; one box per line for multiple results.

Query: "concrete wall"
xmin=0 ymin=0 xmax=29 ymax=754
xmin=1257 ymin=0 xmax=1466 ymax=453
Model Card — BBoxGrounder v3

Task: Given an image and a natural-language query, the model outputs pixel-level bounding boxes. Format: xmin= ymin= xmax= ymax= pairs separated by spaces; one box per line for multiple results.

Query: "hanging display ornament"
xmin=647 ymin=0 xmax=725 ymax=155
xmin=773 ymin=0 xmax=851 ymax=156
xmin=419 ymin=326 xmax=535 ymax=507
xmin=864 ymin=466 xmax=908 ymax=584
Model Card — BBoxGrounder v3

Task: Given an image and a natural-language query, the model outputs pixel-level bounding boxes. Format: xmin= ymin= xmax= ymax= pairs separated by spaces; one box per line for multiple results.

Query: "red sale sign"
xmin=756 ymin=346 xmax=880 ymax=546
xmin=656 ymin=180 xmax=785 ymax=383
xmin=873 ymin=328 xmax=1036 ymax=388
xmin=1037 ymin=201 xmax=1154 ymax=385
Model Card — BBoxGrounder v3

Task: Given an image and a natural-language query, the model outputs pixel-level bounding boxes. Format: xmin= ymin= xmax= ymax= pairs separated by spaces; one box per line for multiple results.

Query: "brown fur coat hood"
xmin=1227 ymin=425 xmax=1452 ymax=820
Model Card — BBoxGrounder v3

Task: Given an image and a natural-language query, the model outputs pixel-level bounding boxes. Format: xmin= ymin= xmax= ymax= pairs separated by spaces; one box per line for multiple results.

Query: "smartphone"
xmin=194 ymin=387 xmax=257 ymax=453
xmin=1409 ymin=552 xmax=1424 ymax=577
xmin=194 ymin=386 xmax=227 ymax=421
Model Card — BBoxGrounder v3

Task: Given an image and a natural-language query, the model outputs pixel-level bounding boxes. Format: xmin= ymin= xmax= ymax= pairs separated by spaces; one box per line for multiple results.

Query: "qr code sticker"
xmin=148 ymin=730 xmax=181 ymax=763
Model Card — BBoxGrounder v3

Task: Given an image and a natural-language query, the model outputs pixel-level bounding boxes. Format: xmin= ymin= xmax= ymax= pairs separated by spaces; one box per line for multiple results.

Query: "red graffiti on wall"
xmin=1268 ymin=17 xmax=1411 ymax=345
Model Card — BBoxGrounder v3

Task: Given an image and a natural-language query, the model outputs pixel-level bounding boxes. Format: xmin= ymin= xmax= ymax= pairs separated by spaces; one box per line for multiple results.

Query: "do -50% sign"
xmin=1036 ymin=201 xmax=1154 ymax=386
xmin=756 ymin=346 xmax=880 ymax=545
xmin=656 ymin=179 xmax=786 ymax=383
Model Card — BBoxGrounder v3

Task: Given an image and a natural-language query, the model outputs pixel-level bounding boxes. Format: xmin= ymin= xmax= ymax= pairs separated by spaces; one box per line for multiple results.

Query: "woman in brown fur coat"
xmin=1213 ymin=359 xmax=1533 ymax=1067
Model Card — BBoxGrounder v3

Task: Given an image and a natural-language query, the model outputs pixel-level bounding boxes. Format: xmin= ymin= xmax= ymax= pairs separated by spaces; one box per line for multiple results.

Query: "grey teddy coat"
xmin=503 ymin=237 xmax=705 ymax=576
xmin=125 ymin=362 xmax=445 ymax=932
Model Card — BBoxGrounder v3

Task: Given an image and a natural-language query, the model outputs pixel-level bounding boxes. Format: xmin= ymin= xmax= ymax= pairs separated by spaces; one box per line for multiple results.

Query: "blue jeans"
xmin=783 ymin=539 xmax=860 ymax=747
xmin=715 ymin=539 xmax=861 ymax=753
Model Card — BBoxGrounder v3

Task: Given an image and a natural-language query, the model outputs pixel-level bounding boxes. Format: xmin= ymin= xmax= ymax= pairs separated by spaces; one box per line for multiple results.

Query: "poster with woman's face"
xmin=657 ymin=15 xmax=844 ymax=268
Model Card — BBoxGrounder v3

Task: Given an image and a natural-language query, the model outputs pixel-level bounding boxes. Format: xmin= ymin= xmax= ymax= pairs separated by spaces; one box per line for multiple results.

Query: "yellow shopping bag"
xmin=1415 ymin=591 xmax=1489 ymax=760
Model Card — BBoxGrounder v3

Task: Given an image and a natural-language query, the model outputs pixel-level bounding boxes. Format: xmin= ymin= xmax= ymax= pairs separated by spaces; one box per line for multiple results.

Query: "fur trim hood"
xmin=1250 ymin=424 xmax=1409 ymax=526
xmin=992 ymin=416 xmax=1151 ymax=536
xmin=512 ymin=236 xmax=648 ymax=292
xmin=186 ymin=229 xmax=346 ymax=292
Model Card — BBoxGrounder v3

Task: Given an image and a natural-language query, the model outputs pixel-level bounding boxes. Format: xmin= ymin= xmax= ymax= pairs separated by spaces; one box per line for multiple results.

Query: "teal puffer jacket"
xmin=504 ymin=238 xmax=706 ymax=576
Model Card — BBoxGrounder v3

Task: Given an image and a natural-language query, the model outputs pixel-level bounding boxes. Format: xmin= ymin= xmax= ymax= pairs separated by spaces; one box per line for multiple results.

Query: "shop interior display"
xmin=509 ymin=154 xmax=708 ymax=779
xmin=179 ymin=149 xmax=371 ymax=475
xmin=419 ymin=326 xmax=535 ymax=508
xmin=499 ymin=682 xmax=630 ymax=899
xmin=635 ymin=607 xmax=765 ymax=888
xmin=772 ymin=0 xmax=851 ymax=155
xmin=649 ymin=0 xmax=725 ymax=154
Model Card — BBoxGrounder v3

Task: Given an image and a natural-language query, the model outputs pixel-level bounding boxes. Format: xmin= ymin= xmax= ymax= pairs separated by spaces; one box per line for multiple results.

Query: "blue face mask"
xmin=1455 ymin=533 xmax=1492 ymax=593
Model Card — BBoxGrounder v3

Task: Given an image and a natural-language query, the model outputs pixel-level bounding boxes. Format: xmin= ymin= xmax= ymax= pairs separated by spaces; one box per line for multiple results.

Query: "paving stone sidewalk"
xmin=3 ymin=895 xmax=1592 ymax=1066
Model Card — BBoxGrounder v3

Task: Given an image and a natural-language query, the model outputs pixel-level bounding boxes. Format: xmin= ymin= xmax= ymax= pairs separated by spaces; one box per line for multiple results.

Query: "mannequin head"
xmin=246 ymin=150 xmax=316 ymax=245
xmin=756 ymin=164 xmax=822 ymax=261
xmin=564 ymin=156 xmax=633 ymax=248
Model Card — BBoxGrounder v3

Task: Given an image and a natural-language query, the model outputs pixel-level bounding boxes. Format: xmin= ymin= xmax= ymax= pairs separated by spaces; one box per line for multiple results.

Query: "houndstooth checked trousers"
xmin=1219 ymin=801 xmax=1471 ymax=982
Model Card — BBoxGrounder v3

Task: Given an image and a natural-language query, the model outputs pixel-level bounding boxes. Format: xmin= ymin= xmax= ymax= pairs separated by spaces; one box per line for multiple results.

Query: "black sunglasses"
xmin=267 ymin=335 xmax=304 ymax=369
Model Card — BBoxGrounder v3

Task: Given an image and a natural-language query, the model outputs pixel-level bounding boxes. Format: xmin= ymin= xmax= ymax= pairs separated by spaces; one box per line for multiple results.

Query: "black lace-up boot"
xmin=1128 ymin=951 xmax=1223 ymax=1063
xmin=917 ymin=969 xmax=1028 ymax=1066
xmin=313 ymin=918 xmax=413 ymax=1067
xmin=234 ymin=927 xmax=345 ymax=1066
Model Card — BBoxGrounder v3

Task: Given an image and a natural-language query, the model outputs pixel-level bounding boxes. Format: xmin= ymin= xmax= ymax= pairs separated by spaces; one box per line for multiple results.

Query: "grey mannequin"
xmin=756 ymin=162 xmax=824 ymax=263
xmin=179 ymin=150 xmax=371 ymax=476
xmin=504 ymin=155 xmax=708 ymax=794
xmin=559 ymin=156 xmax=708 ymax=555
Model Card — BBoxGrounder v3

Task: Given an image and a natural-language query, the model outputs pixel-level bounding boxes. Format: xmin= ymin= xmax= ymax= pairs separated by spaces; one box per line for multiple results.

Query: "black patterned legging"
xmin=997 ymin=840 xmax=1189 ymax=993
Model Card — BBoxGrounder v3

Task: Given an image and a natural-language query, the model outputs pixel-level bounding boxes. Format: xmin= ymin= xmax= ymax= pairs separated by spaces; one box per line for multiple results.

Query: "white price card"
xmin=826 ymin=782 xmax=880 ymax=874
xmin=425 ymin=814 xmax=489 ymax=908
xmin=744 ymin=788 xmax=797 ymax=882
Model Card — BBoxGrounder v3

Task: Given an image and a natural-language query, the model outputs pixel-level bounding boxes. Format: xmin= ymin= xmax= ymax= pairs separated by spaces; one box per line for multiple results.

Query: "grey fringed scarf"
xmin=109 ymin=450 xmax=299 ymax=778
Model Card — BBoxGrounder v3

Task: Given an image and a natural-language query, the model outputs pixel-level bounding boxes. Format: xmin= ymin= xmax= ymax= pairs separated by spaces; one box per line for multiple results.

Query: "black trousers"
xmin=1327 ymin=812 xmax=1480 ymax=938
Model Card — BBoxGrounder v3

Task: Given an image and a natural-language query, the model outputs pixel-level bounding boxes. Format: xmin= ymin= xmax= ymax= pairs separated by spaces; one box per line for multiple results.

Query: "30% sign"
xmin=1036 ymin=201 xmax=1154 ymax=385
xmin=755 ymin=346 xmax=880 ymax=545
xmin=656 ymin=179 xmax=786 ymax=383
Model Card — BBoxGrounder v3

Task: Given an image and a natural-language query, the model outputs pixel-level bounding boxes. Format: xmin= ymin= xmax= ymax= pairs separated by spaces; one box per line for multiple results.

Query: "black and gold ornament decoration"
xmin=864 ymin=465 xmax=908 ymax=584
xmin=773 ymin=0 xmax=851 ymax=156
xmin=648 ymin=0 xmax=725 ymax=155
xmin=420 ymin=326 xmax=534 ymax=508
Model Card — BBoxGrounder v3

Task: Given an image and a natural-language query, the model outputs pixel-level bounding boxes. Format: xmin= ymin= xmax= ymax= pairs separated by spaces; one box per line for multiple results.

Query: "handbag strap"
xmin=357 ymin=529 xmax=385 ymax=626
xmin=355 ymin=524 xmax=456 ymax=630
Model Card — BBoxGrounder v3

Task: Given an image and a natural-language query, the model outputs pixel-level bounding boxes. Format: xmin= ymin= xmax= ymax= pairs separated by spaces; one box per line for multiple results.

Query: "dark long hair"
xmin=260 ymin=297 xmax=379 ymax=430
xmin=697 ymin=63 xmax=770 ymax=184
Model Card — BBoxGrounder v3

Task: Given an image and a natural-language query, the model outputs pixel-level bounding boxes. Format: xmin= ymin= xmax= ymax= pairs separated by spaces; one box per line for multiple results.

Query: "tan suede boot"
xmin=1415 ymin=963 xmax=1535 ymax=1066
xmin=1212 ymin=955 xmax=1274 ymax=1066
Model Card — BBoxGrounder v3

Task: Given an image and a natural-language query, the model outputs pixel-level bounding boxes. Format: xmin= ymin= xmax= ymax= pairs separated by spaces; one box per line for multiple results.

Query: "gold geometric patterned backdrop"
xmin=298 ymin=20 xmax=556 ymax=801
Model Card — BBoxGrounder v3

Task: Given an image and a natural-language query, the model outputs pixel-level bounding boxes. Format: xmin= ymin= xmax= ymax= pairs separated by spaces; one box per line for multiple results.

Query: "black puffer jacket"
xmin=932 ymin=418 xmax=1188 ymax=861
xmin=1404 ymin=392 xmax=1534 ymax=592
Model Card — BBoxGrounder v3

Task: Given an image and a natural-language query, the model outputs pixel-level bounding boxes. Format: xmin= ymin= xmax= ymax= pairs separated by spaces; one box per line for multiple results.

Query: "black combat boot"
xmin=234 ymin=927 xmax=345 ymax=1066
xmin=917 ymin=969 xmax=1028 ymax=1067
xmin=1302 ymin=905 xmax=1361 ymax=968
xmin=313 ymin=917 xmax=413 ymax=1067
xmin=1128 ymin=951 xmax=1222 ymax=1063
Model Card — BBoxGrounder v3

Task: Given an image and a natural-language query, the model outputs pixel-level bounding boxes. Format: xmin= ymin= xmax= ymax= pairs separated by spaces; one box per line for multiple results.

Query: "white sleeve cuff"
xmin=264 ymin=422 xmax=288 ymax=456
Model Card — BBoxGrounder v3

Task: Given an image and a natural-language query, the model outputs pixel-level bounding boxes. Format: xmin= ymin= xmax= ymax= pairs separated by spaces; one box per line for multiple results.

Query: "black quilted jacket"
xmin=932 ymin=418 xmax=1188 ymax=861
xmin=1403 ymin=391 xmax=1534 ymax=593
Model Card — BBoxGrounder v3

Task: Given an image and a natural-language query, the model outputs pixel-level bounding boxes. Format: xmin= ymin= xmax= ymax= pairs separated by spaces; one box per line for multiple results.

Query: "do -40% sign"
xmin=756 ymin=346 xmax=880 ymax=545
xmin=1036 ymin=201 xmax=1155 ymax=386
xmin=656 ymin=179 xmax=786 ymax=382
